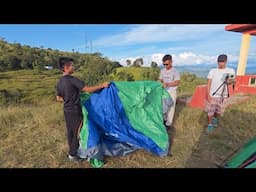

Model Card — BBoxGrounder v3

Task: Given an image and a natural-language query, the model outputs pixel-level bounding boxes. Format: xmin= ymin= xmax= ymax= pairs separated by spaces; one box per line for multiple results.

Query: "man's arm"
xmin=56 ymin=95 xmax=63 ymax=102
xmin=164 ymin=80 xmax=180 ymax=87
xmin=82 ymin=82 xmax=110 ymax=93
xmin=56 ymin=83 xmax=63 ymax=102
xmin=206 ymin=69 xmax=213 ymax=101
xmin=158 ymin=79 xmax=163 ymax=83
xmin=207 ymin=79 xmax=212 ymax=101
xmin=164 ymin=70 xmax=180 ymax=87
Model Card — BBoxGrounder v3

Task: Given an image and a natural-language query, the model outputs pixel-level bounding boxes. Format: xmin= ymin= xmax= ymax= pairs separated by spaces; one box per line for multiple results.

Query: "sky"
xmin=0 ymin=24 xmax=256 ymax=67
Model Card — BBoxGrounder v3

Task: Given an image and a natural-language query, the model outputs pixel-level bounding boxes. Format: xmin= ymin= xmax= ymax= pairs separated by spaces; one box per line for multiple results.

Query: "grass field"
xmin=1 ymin=69 xmax=256 ymax=168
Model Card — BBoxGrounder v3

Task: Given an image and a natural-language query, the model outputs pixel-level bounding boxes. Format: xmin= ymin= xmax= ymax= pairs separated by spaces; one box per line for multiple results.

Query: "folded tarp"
xmin=77 ymin=81 xmax=172 ymax=161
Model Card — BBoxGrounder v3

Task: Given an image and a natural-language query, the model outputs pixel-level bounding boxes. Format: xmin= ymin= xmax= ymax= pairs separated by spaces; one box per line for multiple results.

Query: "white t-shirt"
xmin=207 ymin=67 xmax=235 ymax=98
xmin=159 ymin=67 xmax=180 ymax=92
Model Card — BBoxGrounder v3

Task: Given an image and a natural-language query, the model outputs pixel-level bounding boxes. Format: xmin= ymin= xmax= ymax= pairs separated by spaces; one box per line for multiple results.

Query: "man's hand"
xmin=162 ymin=81 xmax=179 ymax=88
xmin=163 ymin=83 xmax=168 ymax=88
xmin=207 ymin=94 xmax=212 ymax=102
xmin=228 ymin=79 xmax=235 ymax=85
xmin=101 ymin=81 xmax=110 ymax=88
xmin=56 ymin=96 xmax=63 ymax=102
xmin=82 ymin=82 xmax=110 ymax=93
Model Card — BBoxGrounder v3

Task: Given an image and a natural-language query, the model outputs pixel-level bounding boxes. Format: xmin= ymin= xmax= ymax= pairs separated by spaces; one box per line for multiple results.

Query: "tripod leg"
xmin=227 ymin=83 xmax=230 ymax=98
xmin=220 ymin=82 xmax=228 ymax=104
xmin=212 ymin=81 xmax=225 ymax=96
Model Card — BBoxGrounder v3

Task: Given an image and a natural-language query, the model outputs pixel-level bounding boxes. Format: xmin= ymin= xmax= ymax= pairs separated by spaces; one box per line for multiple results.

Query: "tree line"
xmin=126 ymin=58 xmax=158 ymax=68
xmin=0 ymin=37 xmax=161 ymax=87
xmin=0 ymin=37 xmax=122 ymax=72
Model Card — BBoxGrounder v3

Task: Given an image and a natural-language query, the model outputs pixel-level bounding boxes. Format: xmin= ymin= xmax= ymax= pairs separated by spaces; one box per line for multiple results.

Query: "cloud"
xmin=119 ymin=52 xmax=239 ymax=67
xmin=75 ymin=24 xmax=256 ymax=67
xmin=93 ymin=24 xmax=225 ymax=47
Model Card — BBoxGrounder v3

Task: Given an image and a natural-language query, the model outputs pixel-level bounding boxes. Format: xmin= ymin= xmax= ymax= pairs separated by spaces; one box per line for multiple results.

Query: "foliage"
xmin=132 ymin=58 xmax=143 ymax=67
xmin=151 ymin=61 xmax=158 ymax=68
xmin=0 ymin=38 xmax=122 ymax=72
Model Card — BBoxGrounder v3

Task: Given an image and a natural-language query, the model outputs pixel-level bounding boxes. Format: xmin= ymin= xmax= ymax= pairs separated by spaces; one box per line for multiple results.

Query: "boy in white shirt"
xmin=159 ymin=54 xmax=180 ymax=129
xmin=206 ymin=54 xmax=235 ymax=133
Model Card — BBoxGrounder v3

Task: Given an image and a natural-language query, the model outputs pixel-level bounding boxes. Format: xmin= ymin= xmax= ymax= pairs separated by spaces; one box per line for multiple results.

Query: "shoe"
xmin=207 ymin=124 xmax=214 ymax=133
xmin=68 ymin=154 xmax=83 ymax=162
xmin=212 ymin=117 xmax=218 ymax=127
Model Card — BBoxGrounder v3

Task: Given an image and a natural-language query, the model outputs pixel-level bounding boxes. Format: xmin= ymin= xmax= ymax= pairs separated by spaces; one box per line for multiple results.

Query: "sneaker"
xmin=207 ymin=124 xmax=214 ymax=133
xmin=212 ymin=117 xmax=218 ymax=127
xmin=68 ymin=154 xmax=83 ymax=162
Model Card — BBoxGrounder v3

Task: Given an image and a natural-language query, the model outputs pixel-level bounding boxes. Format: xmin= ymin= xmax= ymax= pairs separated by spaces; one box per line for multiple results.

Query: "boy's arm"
xmin=82 ymin=82 xmax=110 ymax=93
xmin=207 ymin=79 xmax=212 ymax=101
xmin=56 ymin=83 xmax=63 ymax=102
xmin=206 ymin=69 xmax=213 ymax=101
xmin=56 ymin=96 xmax=63 ymax=102
xmin=165 ymin=80 xmax=180 ymax=87
xmin=164 ymin=70 xmax=180 ymax=87
xmin=71 ymin=77 xmax=109 ymax=93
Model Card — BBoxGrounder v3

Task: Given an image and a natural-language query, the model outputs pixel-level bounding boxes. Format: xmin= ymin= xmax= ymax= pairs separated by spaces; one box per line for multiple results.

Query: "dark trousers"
xmin=64 ymin=109 xmax=83 ymax=156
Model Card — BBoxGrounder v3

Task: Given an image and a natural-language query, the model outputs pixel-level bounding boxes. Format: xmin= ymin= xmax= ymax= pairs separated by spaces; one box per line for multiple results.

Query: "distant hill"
xmin=0 ymin=38 xmax=121 ymax=71
xmin=176 ymin=64 xmax=256 ymax=78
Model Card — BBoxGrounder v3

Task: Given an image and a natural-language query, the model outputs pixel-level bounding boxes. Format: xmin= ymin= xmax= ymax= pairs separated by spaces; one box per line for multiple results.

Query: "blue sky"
xmin=0 ymin=24 xmax=256 ymax=67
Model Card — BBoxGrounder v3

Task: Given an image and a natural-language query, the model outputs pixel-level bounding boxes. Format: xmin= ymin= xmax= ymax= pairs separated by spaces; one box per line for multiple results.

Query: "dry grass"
xmin=1 ymin=96 xmax=255 ymax=168
xmin=1 ymin=70 xmax=256 ymax=168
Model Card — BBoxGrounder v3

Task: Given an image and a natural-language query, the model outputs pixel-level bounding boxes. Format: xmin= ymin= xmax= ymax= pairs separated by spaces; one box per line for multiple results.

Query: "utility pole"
xmin=90 ymin=40 xmax=92 ymax=53
xmin=85 ymin=32 xmax=87 ymax=53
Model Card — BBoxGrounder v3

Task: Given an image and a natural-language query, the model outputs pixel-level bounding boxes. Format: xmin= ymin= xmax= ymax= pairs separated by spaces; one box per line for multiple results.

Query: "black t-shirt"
xmin=56 ymin=75 xmax=85 ymax=111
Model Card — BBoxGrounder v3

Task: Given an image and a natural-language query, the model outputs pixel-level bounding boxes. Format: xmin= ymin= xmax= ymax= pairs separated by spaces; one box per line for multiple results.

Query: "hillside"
xmin=0 ymin=38 xmax=121 ymax=72
xmin=1 ymin=69 xmax=255 ymax=168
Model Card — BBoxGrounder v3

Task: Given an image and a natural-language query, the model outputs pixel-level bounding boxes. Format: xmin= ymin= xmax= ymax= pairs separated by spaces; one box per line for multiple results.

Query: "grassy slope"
xmin=0 ymin=69 xmax=256 ymax=168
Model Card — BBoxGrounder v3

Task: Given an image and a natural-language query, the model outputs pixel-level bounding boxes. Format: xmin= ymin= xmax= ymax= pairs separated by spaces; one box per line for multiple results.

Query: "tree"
xmin=0 ymin=38 xmax=118 ymax=73
xmin=142 ymin=68 xmax=160 ymax=80
xmin=6 ymin=55 xmax=21 ymax=70
xmin=151 ymin=61 xmax=158 ymax=68
xmin=116 ymin=71 xmax=134 ymax=81
xmin=112 ymin=61 xmax=123 ymax=68
xmin=132 ymin=58 xmax=143 ymax=67
xmin=126 ymin=59 xmax=131 ymax=66
xmin=148 ymin=68 xmax=160 ymax=80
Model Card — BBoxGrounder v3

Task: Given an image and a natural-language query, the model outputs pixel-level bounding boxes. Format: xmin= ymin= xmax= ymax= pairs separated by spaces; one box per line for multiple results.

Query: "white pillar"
xmin=237 ymin=33 xmax=251 ymax=76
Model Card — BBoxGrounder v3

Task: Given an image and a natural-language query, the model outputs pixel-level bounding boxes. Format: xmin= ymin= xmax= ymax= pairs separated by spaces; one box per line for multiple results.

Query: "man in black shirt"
xmin=56 ymin=57 xmax=109 ymax=161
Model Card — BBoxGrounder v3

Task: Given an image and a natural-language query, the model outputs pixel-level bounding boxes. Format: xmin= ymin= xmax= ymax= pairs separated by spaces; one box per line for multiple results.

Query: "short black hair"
xmin=59 ymin=57 xmax=74 ymax=70
xmin=162 ymin=54 xmax=172 ymax=62
xmin=217 ymin=54 xmax=227 ymax=62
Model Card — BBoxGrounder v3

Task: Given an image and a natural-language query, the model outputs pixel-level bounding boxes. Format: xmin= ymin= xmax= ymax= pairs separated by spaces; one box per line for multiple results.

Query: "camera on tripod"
xmin=213 ymin=73 xmax=236 ymax=98
xmin=225 ymin=73 xmax=235 ymax=80
xmin=225 ymin=73 xmax=236 ymax=85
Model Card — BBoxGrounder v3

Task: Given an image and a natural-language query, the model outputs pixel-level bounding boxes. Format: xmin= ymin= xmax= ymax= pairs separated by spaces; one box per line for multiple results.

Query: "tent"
xmin=77 ymin=81 xmax=172 ymax=166
xmin=224 ymin=137 xmax=256 ymax=168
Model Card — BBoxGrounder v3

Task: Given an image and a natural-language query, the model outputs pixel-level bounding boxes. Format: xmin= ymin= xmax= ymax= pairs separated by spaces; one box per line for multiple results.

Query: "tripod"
xmin=212 ymin=76 xmax=229 ymax=103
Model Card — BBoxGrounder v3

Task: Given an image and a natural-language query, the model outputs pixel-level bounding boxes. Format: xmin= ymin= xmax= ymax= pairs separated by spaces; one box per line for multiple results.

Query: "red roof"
xmin=225 ymin=24 xmax=256 ymax=36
